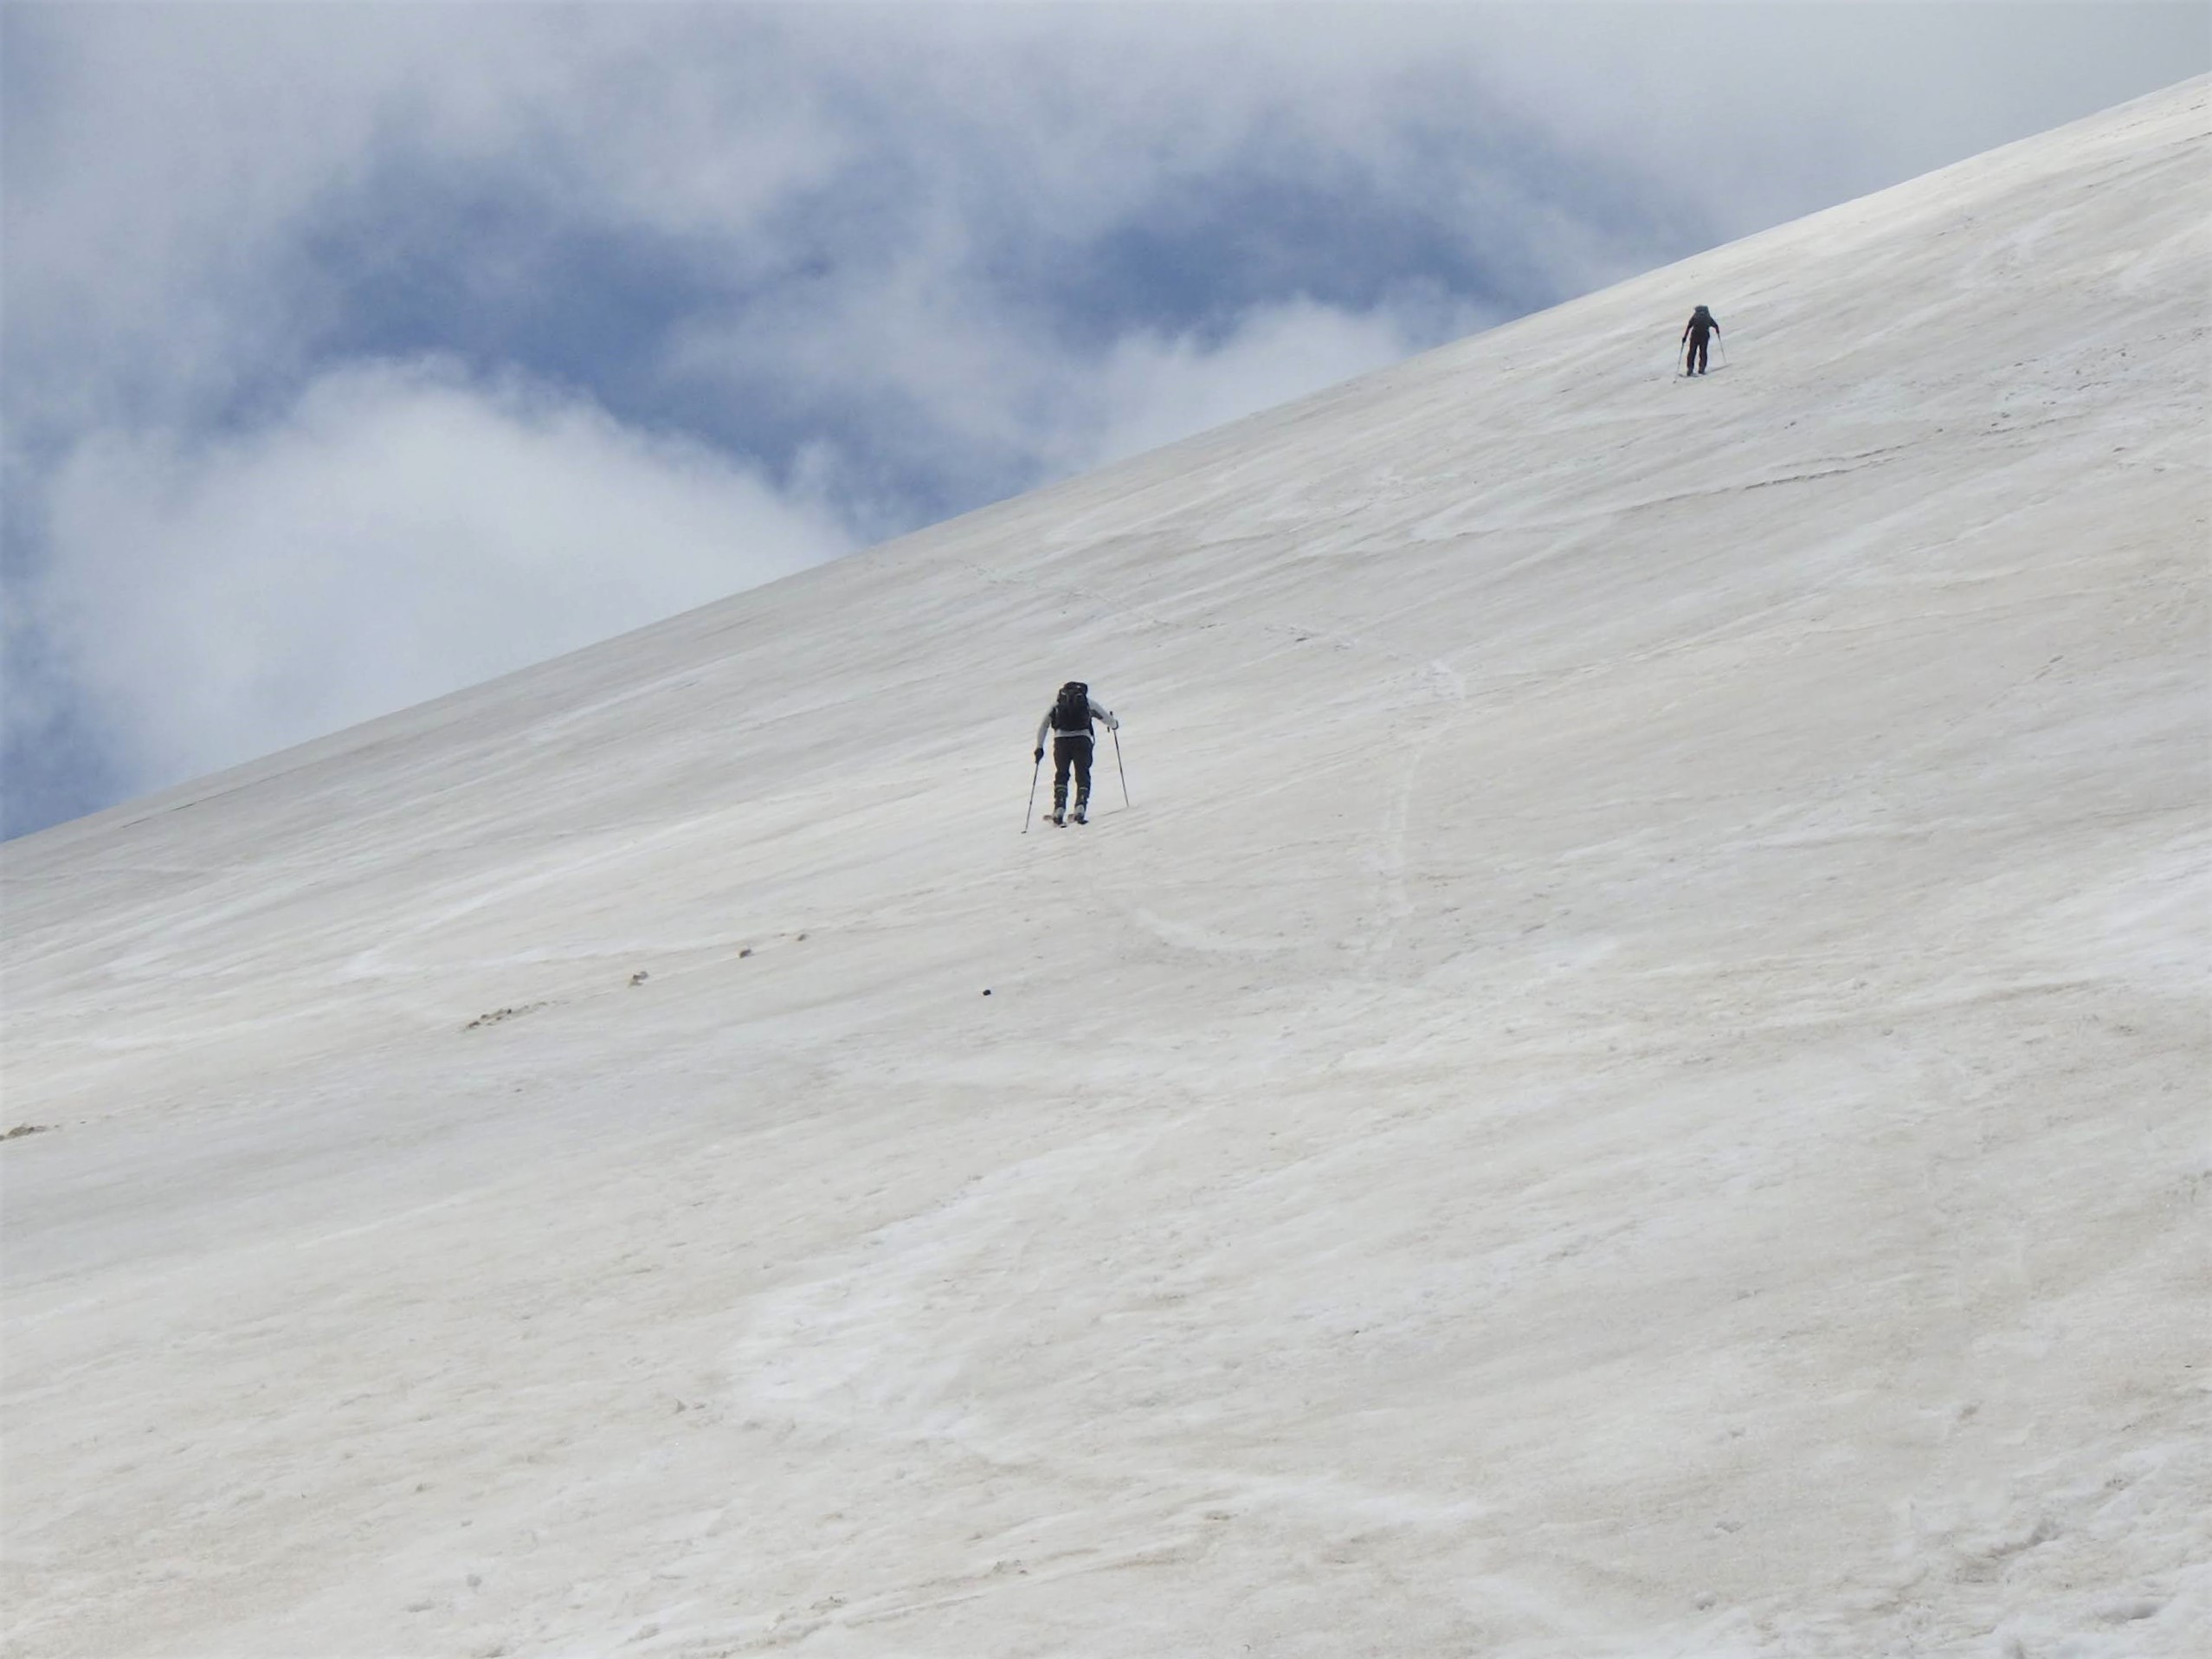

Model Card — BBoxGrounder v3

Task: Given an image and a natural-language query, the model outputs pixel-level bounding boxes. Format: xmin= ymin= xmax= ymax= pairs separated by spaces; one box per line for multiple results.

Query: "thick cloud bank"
xmin=33 ymin=364 xmax=854 ymax=789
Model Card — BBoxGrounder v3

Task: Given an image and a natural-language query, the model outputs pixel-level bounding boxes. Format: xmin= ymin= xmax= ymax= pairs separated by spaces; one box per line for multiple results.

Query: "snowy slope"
xmin=4 ymin=78 xmax=2207 ymax=1659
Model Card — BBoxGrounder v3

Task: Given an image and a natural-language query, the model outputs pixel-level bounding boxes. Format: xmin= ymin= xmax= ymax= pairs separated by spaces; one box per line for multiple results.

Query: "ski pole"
xmin=1022 ymin=752 xmax=1042 ymax=833
xmin=1716 ymin=335 xmax=1728 ymax=367
xmin=1112 ymin=726 xmax=1130 ymax=808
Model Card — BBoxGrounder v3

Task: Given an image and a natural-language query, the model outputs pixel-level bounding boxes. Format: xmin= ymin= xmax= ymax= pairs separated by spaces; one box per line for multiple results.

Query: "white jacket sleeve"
xmin=1088 ymin=696 xmax=1119 ymax=731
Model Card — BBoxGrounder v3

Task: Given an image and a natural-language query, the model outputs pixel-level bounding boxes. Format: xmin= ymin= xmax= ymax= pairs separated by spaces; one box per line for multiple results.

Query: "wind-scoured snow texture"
xmin=4 ymin=78 xmax=2207 ymax=1659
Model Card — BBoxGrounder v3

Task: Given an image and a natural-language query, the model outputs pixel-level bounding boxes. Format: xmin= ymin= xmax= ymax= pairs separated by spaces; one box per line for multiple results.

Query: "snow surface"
xmin=4 ymin=78 xmax=2208 ymax=1659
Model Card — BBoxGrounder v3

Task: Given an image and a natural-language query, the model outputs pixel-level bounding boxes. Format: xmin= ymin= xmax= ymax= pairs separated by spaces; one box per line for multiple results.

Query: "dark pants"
xmin=1686 ymin=333 xmax=1710 ymax=374
xmin=1052 ymin=734 xmax=1093 ymax=811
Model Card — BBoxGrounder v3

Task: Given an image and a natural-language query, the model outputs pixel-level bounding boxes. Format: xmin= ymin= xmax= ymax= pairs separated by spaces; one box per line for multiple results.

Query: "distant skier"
xmin=1033 ymin=681 xmax=1119 ymax=826
xmin=1681 ymin=305 xmax=1721 ymax=376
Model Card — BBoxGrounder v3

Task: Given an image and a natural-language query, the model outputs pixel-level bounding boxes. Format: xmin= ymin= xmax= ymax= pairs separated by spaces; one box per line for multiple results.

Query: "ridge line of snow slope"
xmin=4 ymin=75 xmax=2207 ymax=1659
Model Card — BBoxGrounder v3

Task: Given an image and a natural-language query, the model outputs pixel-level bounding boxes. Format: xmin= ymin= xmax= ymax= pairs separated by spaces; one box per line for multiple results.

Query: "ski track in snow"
xmin=3 ymin=79 xmax=2209 ymax=1659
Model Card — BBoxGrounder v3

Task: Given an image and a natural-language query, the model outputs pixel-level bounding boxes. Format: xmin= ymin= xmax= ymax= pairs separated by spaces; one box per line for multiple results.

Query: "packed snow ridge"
xmin=5 ymin=77 xmax=2207 ymax=1659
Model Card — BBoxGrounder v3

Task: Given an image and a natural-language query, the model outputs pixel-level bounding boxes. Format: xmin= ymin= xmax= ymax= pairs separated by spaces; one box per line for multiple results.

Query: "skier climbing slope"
xmin=1681 ymin=303 xmax=1721 ymax=374
xmin=1033 ymin=680 xmax=1118 ymax=825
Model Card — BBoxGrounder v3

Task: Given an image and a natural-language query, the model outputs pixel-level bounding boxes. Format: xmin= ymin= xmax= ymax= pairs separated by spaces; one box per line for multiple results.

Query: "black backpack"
xmin=1052 ymin=681 xmax=1092 ymax=733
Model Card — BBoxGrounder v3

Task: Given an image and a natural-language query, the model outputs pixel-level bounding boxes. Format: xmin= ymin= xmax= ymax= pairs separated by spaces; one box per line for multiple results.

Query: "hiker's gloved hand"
xmin=1034 ymin=746 xmax=1044 ymax=763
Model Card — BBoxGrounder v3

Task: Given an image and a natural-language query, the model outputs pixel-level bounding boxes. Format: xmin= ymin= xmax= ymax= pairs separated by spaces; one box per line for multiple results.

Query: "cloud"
xmin=29 ymin=361 xmax=852 ymax=795
xmin=1076 ymin=294 xmax=1497 ymax=471
xmin=12 ymin=6 xmax=2202 ymax=432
